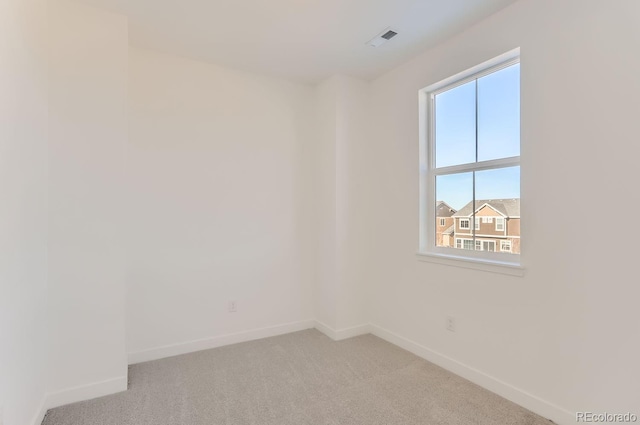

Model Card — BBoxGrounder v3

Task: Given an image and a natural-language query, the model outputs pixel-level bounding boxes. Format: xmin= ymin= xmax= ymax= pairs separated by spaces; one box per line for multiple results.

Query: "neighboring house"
xmin=436 ymin=201 xmax=456 ymax=248
xmin=451 ymin=199 xmax=520 ymax=254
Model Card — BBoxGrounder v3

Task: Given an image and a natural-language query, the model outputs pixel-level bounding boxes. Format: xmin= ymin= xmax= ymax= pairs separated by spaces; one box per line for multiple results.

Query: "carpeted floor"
xmin=43 ymin=329 xmax=551 ymax=425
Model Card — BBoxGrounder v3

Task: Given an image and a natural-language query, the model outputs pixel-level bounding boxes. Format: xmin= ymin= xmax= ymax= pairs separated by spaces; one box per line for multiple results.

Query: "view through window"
xmin=430 ymin=59 xmax=520 ymax=257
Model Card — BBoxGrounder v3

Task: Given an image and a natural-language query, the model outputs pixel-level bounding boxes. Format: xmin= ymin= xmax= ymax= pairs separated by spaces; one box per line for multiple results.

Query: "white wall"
xmin=47 ymin=0 xmax=128 ymax=402
xmin=334 ymin=76 xmax=372 ymax=332
xmin=367 ymin=0 xmax=640 ymax=423
xmin=0 ymin=0 xmax=49 ymax=423
xmin=126 ymin=48 xmax=315 ymax=360
xmin=313 ymin=76 xmax=371 ymax=334
xmin=313 ymin=78 xmax=340 ymax=330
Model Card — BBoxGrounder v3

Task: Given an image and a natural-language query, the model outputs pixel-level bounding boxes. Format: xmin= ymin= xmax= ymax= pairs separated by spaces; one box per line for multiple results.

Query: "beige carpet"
xmin=43 ymin=330 xmax=552 ymax=425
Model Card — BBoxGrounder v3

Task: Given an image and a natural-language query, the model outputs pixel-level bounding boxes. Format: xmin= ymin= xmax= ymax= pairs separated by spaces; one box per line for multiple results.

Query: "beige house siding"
xmin=507 ymin=218 xmax=520 ymax=237
xmin=435 ymin=216 xmax=454 ymax=247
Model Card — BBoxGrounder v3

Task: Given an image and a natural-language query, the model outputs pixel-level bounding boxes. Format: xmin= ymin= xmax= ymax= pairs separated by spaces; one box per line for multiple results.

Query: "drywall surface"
xmin=368 ymin=0 xmax=640 ymax=422
xmin=127 ymin=48 xmax=315 ymax=355
xmin=0 ymin=0 xmax=49 ymax=423
xmin=313 ymin=76 xmax=371 ymax=332
xmin=334 ymin=76 xmax=371 ymax=331
xmin=47 ymin=0 xmax=128 ymax=397
xmin=313 ymin=77 xmax=339 ymax=329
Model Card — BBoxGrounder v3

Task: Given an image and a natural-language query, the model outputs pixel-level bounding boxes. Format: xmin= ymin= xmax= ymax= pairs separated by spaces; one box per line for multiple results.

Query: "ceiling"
xmin=76 ymin=0 xmax=519 ymax=83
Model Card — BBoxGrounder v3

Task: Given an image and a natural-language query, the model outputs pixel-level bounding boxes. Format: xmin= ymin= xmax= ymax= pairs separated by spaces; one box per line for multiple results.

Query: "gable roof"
xmin=436 ymin=201 xmax=457 ymax=218
xmin=452 ymin=199 xmax=520 ymax=218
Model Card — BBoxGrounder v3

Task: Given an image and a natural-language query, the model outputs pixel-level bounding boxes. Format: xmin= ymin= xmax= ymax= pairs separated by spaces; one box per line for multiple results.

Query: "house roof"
xmin=452 ymin=199 xmax=520 ymax=218
xmin=442 ymin=224 xmax=455 ymax=235
xmin=436 ymin=201 xmax=457 ymax=217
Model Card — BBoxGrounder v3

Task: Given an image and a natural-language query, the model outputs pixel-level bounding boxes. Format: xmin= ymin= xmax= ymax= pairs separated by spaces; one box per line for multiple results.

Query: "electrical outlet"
xmin=446 ymin=316 xmax=456 ymax=332
xmin=228 ymin=300 xmax=237 ymax=313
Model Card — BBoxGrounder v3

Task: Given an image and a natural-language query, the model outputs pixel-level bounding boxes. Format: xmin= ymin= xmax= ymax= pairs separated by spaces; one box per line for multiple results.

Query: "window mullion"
xmin=472 ymin=170 xmax=476 ymax=250
xmin=473 ymin=78 xmax=478 ymax=250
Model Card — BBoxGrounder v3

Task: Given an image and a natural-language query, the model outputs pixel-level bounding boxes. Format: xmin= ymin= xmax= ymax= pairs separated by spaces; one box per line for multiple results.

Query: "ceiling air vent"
xmin=381 ymin=30 xmax=397 ymax=40
xmin=367 ymin=27 xmax=398 ymax=48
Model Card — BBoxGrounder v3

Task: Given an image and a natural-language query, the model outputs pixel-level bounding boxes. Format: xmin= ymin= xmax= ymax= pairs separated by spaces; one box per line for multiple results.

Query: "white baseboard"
xmin=369 ymin=323 xmax=574 ymax=425
xmin=44 ymin=375 xmax=127 ymax=412
xmin=314 ymin=321 xmax=371 ymax=341
xmin=30 ymin=322 xmax=573 ymax=425
xmin=28 ymin=376 xmax=126 ymax=425
xmin=128 ymin=319 xmax=316 ymax=365
xmin=30 ymin=395 xmax=48 ymax=425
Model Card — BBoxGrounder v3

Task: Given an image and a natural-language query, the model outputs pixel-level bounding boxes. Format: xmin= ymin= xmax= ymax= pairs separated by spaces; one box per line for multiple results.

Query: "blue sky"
xmin=434 ymin=63 xmax=520 ymax=211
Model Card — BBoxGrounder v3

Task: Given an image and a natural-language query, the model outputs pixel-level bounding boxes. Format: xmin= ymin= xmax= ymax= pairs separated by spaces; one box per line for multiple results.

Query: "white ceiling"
xmin=76 ymin=0 xmax=519 ymax=83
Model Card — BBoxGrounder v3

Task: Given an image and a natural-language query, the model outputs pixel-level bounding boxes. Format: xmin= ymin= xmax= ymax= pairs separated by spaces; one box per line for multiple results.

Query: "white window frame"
xmin=475 ymin=217 xmax=480 ymax=230
xmin=417 ymin=49 xmax=523 ymax=276
xmin=440 ymin=218 xmax=446 ymax=226
xmin=495 ymin=217 xmax=505 ymax=231
xmin=500 ymin=240 xmax=512 ymax=253
xmin=459 ymin=219 xmax=470 ymax=229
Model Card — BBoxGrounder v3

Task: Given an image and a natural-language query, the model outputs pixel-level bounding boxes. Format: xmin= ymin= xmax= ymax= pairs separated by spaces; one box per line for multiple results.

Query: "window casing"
xmin=419 ymin=50 xmax=521 ymax=267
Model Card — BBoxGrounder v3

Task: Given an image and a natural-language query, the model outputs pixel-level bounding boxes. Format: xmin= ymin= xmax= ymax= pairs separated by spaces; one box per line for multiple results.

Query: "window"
xmin=500 ymin=241 xmax=511 ymax=252
xmin=420 ymin=50 xmax=521 ymax=265
xmin=440 ymin=218 xmax=446 ymax=226
xmin=482 ymin=240 xmax=496 ymax=252
xmin=456 ymin=238 xmax=478 ymax=250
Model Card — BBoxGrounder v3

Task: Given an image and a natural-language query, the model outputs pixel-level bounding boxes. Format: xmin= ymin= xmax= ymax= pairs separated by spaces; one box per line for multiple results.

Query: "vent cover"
xmin=367 ymin=27 xmax=399 ymax=47
xmin=381 ymin=30 xmax=397 ymax=40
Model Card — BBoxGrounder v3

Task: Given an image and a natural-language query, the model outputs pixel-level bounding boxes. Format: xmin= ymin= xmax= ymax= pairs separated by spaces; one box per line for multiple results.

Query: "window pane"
xmin=477 ymin=63 xmax=520 ymax=161
xmin=435 ymin=172 xmax=472 ymax=249
xmin=435 ymin=80 xmax=476 ymax=167
xmin=474 ymin=166 xmax=520 ymax=254
xmin=475 ymin=166 xmax=520 ymax=200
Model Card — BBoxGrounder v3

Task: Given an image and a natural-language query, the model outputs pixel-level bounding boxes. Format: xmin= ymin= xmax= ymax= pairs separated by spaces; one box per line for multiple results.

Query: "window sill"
xmin=415 ymin=252 xmax=524 ymax=277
